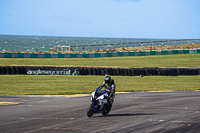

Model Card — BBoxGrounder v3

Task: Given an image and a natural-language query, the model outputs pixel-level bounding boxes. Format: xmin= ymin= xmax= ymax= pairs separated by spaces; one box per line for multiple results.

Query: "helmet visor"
xmin=105 ymin=79 xmax=110 ymax=83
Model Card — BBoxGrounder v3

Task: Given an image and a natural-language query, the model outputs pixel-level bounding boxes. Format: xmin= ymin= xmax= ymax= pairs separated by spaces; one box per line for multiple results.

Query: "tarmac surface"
xmin=1 ymin=91 xmax=200 ymax=133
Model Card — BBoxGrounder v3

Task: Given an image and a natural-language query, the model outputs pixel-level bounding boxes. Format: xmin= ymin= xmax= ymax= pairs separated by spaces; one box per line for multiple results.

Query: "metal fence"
xmin=55 ymin=39 xmax=200 ymax=52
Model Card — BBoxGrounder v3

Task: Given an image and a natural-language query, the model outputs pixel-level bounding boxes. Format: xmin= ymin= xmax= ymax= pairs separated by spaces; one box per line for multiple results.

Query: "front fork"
xmin=92 ymin=101 xmax=102 ymax=112
xmin=92 ymin=101 xmax=97 ymax=111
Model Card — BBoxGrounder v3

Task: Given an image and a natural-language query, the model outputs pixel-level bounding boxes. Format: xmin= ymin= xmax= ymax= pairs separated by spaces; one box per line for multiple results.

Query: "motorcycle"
xmin=87 ymin=87 xmax=113 ymax=117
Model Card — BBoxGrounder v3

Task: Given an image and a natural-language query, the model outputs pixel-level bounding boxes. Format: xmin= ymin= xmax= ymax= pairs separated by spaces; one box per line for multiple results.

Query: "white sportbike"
xmin=87 ymin=87 xmax=113 ymax=117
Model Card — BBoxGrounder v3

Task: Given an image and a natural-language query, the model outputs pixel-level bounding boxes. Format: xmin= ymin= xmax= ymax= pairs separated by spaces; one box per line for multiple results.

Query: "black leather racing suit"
xmin=99 ymin=79 xmax=115 ymax=104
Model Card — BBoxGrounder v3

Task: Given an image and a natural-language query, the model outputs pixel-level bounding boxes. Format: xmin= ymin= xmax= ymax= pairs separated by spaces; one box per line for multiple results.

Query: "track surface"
xmin=1 ymin=91 xmax=200 ymax=133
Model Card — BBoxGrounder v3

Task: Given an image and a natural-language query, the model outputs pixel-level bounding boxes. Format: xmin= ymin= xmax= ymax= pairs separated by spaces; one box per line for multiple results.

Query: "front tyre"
xmin=87 ymin=103 xmax=94 ymax=117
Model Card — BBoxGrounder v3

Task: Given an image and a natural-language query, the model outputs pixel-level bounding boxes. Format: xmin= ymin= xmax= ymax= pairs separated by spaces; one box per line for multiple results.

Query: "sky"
xmin=0 ymin=0 xmax=200 ymax=39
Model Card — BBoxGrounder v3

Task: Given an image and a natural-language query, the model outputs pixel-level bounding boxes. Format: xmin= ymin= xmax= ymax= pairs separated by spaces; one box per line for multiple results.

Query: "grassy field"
xmin=0 ymin=54 xmax=200 ymax=67
xmin=0 ymin=75 xmax=200 ymax=96
xmin=0 ymin=54 xmax=200 ymax=96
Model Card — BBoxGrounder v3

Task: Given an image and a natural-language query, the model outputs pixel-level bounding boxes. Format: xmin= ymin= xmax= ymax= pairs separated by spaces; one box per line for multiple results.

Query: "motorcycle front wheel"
xmin=87 ymin=103 xmax=94 ymax=117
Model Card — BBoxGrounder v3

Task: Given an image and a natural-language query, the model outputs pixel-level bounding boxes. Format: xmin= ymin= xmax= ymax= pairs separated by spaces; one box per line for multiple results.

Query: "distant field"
xmin=0 ymin=75 xmax=200 ymax=96
xmin=0 ymin=54 xmax=199 ymax=67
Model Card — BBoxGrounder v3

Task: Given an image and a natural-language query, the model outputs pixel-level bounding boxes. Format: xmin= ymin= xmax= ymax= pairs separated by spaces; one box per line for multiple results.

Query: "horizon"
xmin=0 ymin=34 xmax=187 ymax=40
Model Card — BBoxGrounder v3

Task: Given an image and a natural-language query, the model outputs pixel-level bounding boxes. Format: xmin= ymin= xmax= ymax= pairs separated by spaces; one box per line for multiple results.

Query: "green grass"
xmin=0 ymin=54 xmax=200 ymax=96
xmin=0 ymin=75 xmax=200 ymax=96
xmin=0 ymin=54 xmax=200 ymax=67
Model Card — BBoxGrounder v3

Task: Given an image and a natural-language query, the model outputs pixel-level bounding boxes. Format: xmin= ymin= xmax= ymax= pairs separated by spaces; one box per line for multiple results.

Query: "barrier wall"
xmin=0 ymin=66 xmax=199 ymax=76
xmin=0 ymin=49 xmax=199 ymax=58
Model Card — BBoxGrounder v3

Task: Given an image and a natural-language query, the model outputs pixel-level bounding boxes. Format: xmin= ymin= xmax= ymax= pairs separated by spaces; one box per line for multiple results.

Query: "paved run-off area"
xmin=0 ymin=91 xmax=200 ymax=133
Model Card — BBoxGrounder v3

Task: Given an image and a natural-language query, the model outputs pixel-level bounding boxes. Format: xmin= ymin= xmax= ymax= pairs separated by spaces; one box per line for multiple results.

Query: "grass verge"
xmin=0 ymin=75 xmax=199 ymax=96
xmin=0 ymin=54 xmax=200 ymax=68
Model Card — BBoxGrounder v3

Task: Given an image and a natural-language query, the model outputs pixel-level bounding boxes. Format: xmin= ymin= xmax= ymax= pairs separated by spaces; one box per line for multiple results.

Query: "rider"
xmin=99 ymin=75 xmax=116 ymax=105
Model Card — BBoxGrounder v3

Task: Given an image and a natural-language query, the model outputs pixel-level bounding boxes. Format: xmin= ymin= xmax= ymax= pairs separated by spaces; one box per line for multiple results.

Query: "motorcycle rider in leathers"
xmin=99 ymin=76 xmax=115 ymax=109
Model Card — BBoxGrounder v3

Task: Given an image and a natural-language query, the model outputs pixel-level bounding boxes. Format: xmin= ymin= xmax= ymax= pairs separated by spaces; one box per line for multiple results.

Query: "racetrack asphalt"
xmin=0 ymin=91 xmax=200 ymax=133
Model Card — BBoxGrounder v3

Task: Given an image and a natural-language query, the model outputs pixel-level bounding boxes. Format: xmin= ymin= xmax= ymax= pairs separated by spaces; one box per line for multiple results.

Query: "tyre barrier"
xmin=0 ymin=66 xmax=200 ymax=76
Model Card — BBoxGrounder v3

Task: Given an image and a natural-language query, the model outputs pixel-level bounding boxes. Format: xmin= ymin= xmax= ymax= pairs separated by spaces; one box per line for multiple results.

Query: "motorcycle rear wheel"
xmin=102 ymin=104 xmax=112 ymax=116
xmin=87 ymin=103 xmax=94 ymax=117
